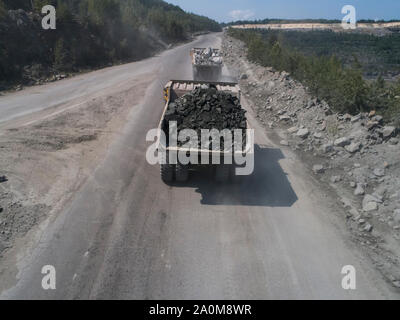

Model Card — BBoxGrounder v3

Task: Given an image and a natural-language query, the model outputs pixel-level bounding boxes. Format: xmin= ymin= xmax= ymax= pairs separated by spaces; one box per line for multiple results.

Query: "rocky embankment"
xmin=222 ymin=33 xmax=400 ymax=289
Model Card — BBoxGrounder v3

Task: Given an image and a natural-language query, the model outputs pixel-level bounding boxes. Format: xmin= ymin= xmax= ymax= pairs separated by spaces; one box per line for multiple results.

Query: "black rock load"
xmin=164 ymin=84 xmax=247 ymax=150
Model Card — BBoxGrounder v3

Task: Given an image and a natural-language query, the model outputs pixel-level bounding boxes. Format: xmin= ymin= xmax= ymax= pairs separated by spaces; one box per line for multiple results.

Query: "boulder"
xmin=307 ymin=100 xmax=315 ymax=109
xmin=279 ymin=115 xmax=291 ymax=122
xmin=343 ymin=113 xmax=352 ymax=121
xmin=363 ymin=223 xmax=373 ymax=232
xmin=354 ymin=183 xmax=365 ymax=196
xmin=319 ymin=121 xmax=327 ymax=132
xmin=313 ymin=132 xmax=323 ymax=139
xmin=330 ymin=176 xmax=341 ymax=183
xmin=287 ymin=126 xmax=298 ymax=134
xmin=351 ymin=114 xmax=361 ymax=123
xmin=345 ymin=142 xmax=361 ymax=153
xmin=321 ymin=143 xmax=334 ymax=153
xmin=362 ymin=194 xmax=382 ymax=212
xmin=363 ymin=194 xmax=383 ymax=204
xmin=366 ymin=121 xmax=379 ymax=130
xmin=373 ymin=115 xmax=383 ymax=123
xmin=373 ymin=168 xmax=385 ymax=177
xmin=382 ymin=126 xmax=396 ymax=138
xmin=363 ymin=202 xmax=378 ymax=212
xmin=334 ymin=137 xmax=350 ymax=147
xmin=296 ymin=128 xmax=310 ymax=139
xmin=280 ymin=140 xmax=289 ymax=146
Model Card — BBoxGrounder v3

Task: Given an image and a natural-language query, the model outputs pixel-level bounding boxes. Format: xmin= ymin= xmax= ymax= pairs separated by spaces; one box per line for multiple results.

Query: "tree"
xmin=87 ymin=0 xmax=120 ymax=26
xmin=2 ymin=0 xmax=32 ymax=10
xmin=54 ymin=38 xmax=71 ymax=71
xmin=340 ymin=68 xmax=368 ymax=113
xmin=33 ymin=0 xmax=51 ymax=12
xmin=166 ymin=19 xmax=184 ymax=40
xmin=57 ymin=1 xmax=73 ymax=21
xmin=376 ymin=74 xmax=385 ymax=89
xmin=0 ymin=0 xmax=6 ymax=18
xmin=248 ymin=35 xmax=267 ymax=64
xmin=1 ymin=0 xmax=221 ymax=86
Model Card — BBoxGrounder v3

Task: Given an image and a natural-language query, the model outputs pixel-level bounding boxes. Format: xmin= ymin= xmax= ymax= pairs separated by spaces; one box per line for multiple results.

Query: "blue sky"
xmin=166 ymin=0 xmax=400 ymax=22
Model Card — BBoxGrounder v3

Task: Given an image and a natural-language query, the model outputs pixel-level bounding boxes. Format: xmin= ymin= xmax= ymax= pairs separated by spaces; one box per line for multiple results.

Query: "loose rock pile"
xmin=193 ymin=48 xmax=223 ymax=66
xmin=164 ymin=84 xmax=247 ymax=150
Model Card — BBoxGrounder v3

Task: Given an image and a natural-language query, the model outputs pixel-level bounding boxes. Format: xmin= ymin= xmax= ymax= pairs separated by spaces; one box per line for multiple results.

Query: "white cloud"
xmin=229 ymin=9 xmax=255 ymax=21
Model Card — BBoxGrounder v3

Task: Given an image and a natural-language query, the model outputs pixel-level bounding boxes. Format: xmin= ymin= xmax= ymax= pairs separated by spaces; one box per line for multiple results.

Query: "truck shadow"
xmin=172 ymin=144 xmax=298 ymax=207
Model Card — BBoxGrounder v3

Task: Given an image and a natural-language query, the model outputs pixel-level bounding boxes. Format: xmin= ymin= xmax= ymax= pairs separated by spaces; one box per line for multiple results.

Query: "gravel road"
xmin=0 ymin=33 xmax=398 ymax=299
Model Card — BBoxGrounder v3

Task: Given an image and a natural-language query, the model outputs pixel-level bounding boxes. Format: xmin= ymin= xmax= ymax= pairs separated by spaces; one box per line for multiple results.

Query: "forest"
xmin=222 ymin=18 xmax=400 ymax=26
xmin=228 ymin=28 xmax=400 ymax=125
xmin=270 ymin=29 xmax=400 ymax=77
xmin=0 ymin=0 xmax=221 ymax=87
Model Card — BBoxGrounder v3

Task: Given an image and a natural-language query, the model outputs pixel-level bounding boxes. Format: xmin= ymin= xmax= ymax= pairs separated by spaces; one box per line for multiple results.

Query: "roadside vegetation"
xmin=222 ymin=18 xmax=400 ymax=27
xmin=271 ymin=30 xmax=400 ymax=78
xmin=0 ymin=0 xmax=221 ymax=88
xmin=228 ymin=28 xmax=400 ymax=126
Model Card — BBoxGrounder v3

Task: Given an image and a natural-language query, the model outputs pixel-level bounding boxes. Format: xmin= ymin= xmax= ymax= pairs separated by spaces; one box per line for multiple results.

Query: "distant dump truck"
xmin=190 ymin=48 xmax=223 ymax=81
xmin=157 ymin=80 xmax=252 ymax=183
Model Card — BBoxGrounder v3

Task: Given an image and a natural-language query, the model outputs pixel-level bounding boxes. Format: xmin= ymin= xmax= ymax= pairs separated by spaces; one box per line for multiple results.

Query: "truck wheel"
xmin=176 ymin=164 xmax=189 ymax=182
xmin=215 ymin=165 xmax=230 ymax=183
xmin=161 ymin=164 xmax=175 ymax=183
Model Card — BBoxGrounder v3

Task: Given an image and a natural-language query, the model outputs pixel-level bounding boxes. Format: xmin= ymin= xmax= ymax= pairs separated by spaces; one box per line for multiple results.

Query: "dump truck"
xmin=190 ymin=48 xmax=223 ymax=81
xmin=157 ymin=80 xmax=253 ymax=183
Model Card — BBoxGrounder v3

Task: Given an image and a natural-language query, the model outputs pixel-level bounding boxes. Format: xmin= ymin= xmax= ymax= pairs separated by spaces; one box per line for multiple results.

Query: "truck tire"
xmin=161 ymin=164 xmax=175 ymax=183
xmin=215 ymin=165 xmax=230 ymax=183
xmin=176 ymin=164 xmax=189 ymax=182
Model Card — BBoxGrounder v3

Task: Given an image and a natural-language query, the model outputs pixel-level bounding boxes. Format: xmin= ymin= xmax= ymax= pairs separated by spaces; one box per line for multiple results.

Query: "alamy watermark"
xmin=146 ymin=122 xmax=255 ymax=176
xmin=41 ymin=5 xmax=56 ymax=30
xmin=341 ymin=265 xmax=356 ymax=290
xmin=342 ymin=5 xmax=357 ymax=30
xmin=41 ymin=265 xmax=56 ymax=290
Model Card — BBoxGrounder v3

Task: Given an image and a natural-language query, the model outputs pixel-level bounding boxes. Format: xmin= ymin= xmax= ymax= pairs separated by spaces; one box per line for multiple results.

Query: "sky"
xmin=166 ymin=0 xmax=400 ymax=23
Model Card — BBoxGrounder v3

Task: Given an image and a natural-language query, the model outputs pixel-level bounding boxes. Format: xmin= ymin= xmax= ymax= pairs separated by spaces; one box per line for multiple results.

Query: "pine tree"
xmin=0 ymin=1 xmax=6 ymax=19
xmin=54 ymin=38 xmax=71 ymax=71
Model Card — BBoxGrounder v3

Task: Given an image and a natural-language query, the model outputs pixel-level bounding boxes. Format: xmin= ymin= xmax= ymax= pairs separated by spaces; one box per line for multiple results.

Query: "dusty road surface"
xmin=0 ymin=33 xmax=399 ymax=300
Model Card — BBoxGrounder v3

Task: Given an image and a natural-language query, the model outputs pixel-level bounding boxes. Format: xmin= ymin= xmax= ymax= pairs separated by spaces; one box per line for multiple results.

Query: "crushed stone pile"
xmin=193 ymin=48 xmax=223 ymax=66
xmin=164 ymin=84 xmax=247 ymax=150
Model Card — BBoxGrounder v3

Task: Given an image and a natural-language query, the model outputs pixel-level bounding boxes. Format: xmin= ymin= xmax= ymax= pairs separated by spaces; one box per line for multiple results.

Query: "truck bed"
xmin=190 ymin=48 xmax=223 ymax=81
xmin=190 ymin=48 xmax=222 ymax=66
xmin=158 ymin=80 xmax=252 ymax=156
